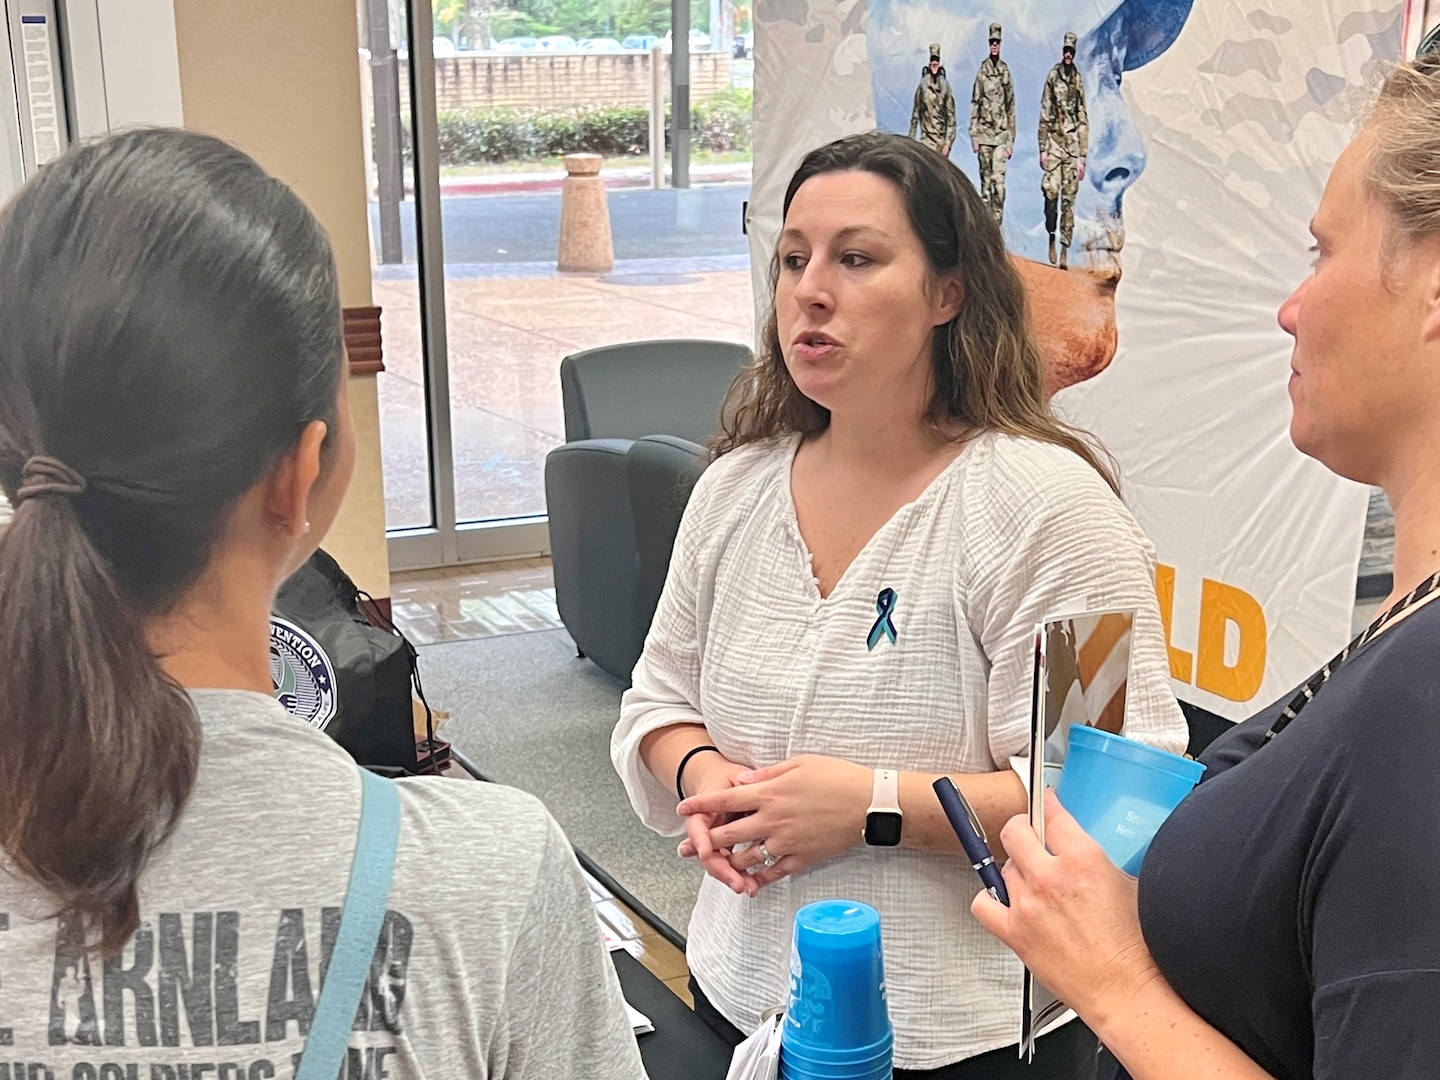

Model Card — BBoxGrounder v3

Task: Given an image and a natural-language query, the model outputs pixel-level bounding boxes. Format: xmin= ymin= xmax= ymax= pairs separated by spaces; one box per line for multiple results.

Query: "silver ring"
xmin=759 ymin=842 xmax=779 ymax=869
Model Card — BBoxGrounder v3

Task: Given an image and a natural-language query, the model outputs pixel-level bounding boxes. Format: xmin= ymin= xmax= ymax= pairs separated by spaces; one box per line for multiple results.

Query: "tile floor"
xmin=388 ymin=558 xmax=562 ymax=645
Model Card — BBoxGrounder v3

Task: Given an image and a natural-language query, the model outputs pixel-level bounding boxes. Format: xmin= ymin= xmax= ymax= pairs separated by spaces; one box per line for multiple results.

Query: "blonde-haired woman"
xmin=975 ymin=55 xmax=1440 ymax=1080
xmin=612 ymin=131 xmax=1187 ymax=1078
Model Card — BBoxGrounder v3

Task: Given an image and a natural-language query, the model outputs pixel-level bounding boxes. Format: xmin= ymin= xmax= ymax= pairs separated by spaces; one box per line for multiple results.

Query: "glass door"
xmin=363 ymin=0 xmax=754 ymax=572
xmin=362 ymin=0 xmax=552 ymax=571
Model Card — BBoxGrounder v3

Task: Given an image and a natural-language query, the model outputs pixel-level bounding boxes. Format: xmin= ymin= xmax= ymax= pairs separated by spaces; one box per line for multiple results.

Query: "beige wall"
xmin=173 ymin=0 xmax=391 ymax=598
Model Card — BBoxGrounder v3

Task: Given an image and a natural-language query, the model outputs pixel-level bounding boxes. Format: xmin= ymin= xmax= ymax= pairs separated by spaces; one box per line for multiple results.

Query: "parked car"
xmin=432 ymin=36 xmax=457 ymax=57
xmin=733 ymin=30 xmax=752 ymax=58
xmin=621 ymin=34 xmax=659 ymax=51
xmin=661 ymin=29 xmax=712 ymax=52
xmin=578 ymin=37 xmax=624 ymax=52
xmin=494 ymin=36 xmax=539 ymax=52
xmin=537 ymin=35 xmax=579 ymax=51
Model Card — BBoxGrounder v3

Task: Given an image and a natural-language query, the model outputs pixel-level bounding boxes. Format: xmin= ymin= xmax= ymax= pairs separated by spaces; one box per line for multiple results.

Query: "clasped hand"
xmin=675 ymin=754 xmax=871 ymax=897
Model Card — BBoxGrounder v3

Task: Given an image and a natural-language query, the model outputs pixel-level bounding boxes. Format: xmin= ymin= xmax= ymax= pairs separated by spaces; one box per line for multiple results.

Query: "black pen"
xmin=933 ymin=776 xmax=1010 ymax=906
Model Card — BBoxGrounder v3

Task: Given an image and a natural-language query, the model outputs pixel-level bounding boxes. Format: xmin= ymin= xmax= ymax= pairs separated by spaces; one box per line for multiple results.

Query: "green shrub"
xmin=402 ymin=90 xmax=753 ymax=164
xmin=692 ymin=86 xmax=752 ymax=153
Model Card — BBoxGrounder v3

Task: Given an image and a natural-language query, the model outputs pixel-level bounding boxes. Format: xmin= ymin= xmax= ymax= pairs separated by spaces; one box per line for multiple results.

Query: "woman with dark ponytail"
xmin=0 ymin=129 xmax=644 ymax=1079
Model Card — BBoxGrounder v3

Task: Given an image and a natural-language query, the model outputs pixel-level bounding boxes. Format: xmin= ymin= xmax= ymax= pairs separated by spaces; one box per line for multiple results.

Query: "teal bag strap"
xmin=294 ymin=769 xmax=400 ymax=1080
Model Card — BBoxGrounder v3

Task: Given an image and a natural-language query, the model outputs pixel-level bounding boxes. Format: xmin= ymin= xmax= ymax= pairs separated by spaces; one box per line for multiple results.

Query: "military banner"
xmin=748 ymin=0 xmax=1420 ymax=721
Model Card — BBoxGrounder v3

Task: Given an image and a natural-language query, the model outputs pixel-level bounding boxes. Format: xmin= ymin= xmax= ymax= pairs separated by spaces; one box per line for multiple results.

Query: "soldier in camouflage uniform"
xmin=909 ymin=43 xmax=957 ymax=157
xmin=969 ymin=22 xmax=1015 ymax=224
xmin=1038 ymin=31 xmax=1088 ymax=269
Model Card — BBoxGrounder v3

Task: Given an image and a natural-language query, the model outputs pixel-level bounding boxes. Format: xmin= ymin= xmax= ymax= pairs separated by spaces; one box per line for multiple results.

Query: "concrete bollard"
xmin=557 ymin=153 xmax=615 ymax=273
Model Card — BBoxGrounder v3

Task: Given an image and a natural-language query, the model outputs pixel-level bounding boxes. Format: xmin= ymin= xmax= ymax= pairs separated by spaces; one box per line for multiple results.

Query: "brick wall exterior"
xmin=398 ymin=52 xmax=733 ymax=113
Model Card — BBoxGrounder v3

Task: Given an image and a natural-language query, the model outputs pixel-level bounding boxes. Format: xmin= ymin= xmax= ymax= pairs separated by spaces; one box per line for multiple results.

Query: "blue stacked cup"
xmin=1056 ymin=725 xmax=1205 ymax=875
xmin=779 ymin=900 xmax=893 ymax=1080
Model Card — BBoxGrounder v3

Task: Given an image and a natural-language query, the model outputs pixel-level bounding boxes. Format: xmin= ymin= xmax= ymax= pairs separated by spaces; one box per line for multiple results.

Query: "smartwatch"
xmin=863 ymin=768 xmax=903 ymax=846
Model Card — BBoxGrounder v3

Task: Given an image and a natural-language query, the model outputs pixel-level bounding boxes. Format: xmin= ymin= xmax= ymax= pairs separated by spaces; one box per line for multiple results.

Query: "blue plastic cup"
xmin=1056 ymin=726 xmax=1205 ymax=875
xmin=779 ymin=900 xmax=894 ymax=1080
xmin=779 ymin=1035 xmax=892 ymax=1080
xmin=779 ymin=1056 xmax=892 ymax=1080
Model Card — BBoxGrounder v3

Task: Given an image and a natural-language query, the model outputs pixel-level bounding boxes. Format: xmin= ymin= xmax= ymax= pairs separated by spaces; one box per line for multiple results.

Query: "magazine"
xmin=1019 ymin=608 xmax=1136 ymax=1060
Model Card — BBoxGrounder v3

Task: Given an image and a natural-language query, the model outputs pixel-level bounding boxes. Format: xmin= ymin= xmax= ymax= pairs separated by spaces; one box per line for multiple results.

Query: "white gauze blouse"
xmin=611 ymin=430 xmax=1187 ymax=1070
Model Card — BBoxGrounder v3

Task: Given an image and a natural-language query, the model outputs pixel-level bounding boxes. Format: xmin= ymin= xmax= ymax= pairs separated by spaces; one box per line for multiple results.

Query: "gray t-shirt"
xmin=0 ymin=689 xmax=648 ymax=1080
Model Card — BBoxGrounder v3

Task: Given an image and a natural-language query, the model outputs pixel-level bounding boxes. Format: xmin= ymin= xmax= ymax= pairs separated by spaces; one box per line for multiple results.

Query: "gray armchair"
xmin=628 ymin=435 xmax=710 ymax=629
xmin=544 ymin=340 xmax=751 ymax=682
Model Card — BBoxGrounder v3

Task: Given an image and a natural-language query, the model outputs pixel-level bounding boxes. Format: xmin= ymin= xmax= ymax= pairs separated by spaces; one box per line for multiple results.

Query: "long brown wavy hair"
xmin=713 ymin=131 xmax=1118 ymax=494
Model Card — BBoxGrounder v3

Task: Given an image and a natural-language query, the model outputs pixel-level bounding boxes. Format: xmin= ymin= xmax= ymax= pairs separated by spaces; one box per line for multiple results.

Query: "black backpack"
xmin=270 ymin=549 xmax=447 ymax=774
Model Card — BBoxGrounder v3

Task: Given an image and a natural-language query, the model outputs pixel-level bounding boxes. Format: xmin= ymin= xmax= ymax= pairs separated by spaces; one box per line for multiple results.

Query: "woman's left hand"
xmin=675 ymin=754 xmax=872 ymax=889
xmin=971 ymin=789 xmax=1162 ymax=1020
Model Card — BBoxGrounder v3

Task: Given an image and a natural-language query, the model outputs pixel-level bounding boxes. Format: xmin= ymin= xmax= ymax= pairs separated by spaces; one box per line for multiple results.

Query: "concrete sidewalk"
xmin=420 ymin=161 xmax=752 ymax=197
xmin=375 ymin=253 xmax=751 ymax=281
xmin=372 ymin=257 xmax=754 ymax=528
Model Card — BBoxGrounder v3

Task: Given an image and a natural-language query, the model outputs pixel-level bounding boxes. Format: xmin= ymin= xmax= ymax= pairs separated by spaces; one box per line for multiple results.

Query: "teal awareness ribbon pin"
xmin=867 ymin=588 xmax=899 ymax=650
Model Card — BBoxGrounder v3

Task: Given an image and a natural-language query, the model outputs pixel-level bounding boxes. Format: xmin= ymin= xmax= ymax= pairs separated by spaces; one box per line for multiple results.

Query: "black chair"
xmin=544 ymin=340 xmax=751 ymax=682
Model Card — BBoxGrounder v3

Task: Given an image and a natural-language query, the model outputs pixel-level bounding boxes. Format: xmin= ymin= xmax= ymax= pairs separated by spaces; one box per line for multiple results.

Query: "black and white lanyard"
xmin=1264 ymin=569 xmax=1440 ymax=743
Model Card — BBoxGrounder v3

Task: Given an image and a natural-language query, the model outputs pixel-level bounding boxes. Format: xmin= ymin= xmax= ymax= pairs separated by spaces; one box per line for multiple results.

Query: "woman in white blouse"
xmin=611 ymin=131 xmax=1187 ymax=1079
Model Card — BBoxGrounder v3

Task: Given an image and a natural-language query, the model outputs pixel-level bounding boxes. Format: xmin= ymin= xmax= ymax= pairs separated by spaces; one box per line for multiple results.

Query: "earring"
xmin=303 ymin=521 xmax=311 ymax=535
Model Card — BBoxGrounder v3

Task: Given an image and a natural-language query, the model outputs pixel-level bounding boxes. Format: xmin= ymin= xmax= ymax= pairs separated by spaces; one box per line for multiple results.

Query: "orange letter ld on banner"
xmin=1154 ymin=564 xmax=1193 ymax=683
xmin=1196 ymin=578 xmax=1267 ymax=702
xmin=1156 ymin=567 xmax=1268 ymax=703
xmin=1157 ymin=561 xmax=1192 ymax=679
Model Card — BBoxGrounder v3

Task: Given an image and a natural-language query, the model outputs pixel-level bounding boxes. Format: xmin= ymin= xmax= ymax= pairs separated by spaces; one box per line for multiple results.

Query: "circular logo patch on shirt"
xmin=269 ymin=617 xmax=338 ymax=730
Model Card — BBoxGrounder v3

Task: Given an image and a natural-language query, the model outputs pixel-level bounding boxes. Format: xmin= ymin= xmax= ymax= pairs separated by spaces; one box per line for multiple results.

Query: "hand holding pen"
xmin=933 ymin=776 xmax=1010 ymax=906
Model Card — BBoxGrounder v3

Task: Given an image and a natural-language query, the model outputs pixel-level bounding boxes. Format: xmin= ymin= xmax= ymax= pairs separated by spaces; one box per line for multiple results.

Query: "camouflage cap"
xmin=989 ymin=23 xmax=1002 ymax=42
xmin=929 ymin=42 xmax=941 ymax=61
xmin=1063 ymin=30 xmax=1077 ymax=52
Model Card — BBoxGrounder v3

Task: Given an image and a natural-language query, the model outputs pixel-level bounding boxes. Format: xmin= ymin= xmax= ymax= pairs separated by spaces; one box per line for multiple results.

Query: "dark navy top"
xmin=1120 ymin=598 xmax=1440 ymax=1080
